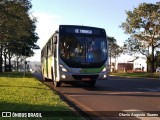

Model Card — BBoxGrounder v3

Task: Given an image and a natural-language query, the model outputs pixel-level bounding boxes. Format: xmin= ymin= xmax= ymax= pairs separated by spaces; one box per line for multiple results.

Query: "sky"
xmin=28 ymin=0 xmax=159 ymax=62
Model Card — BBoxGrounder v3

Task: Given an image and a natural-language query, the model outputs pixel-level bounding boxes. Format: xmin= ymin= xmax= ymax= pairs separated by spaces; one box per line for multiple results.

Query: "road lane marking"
xmin=122 ymin=109 xmax=160 ymax=120
xmin=105 ymin=92 xmax=144 ymax=94
xmin=68 ymin=94 xmax=86 ymax=97
xmin=138 ymin=87 xmax=160 ymax=92
xmin=68 ymin=92 xmax=146 ymax=97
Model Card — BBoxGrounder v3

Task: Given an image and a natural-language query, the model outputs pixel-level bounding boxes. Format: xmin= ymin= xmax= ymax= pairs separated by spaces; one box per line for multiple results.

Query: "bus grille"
xmin=72 ymin=75 xmax=99 ymax=80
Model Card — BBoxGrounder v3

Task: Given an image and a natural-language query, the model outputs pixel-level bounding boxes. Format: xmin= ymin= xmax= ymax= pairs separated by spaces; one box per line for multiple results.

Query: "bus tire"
xmin=54 ymin=81 xmax=61 ymax=87
xmin=51 ymin=67 xmax=61 ymax=87
xmin=42 ymin=69 xmax=46 ymax=82
xmin=87 ymin=80 xmax=96 ymax=87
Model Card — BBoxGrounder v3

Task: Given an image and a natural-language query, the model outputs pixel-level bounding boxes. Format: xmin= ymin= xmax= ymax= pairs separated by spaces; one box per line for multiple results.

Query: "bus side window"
xmin=47 ymin=45 xmax=49 ymax=57
xmin=53 ymin=36 xmax=57 ymax=44
xmin=41 ymin=48 xmax=43 ymax=62
xmin=51 ymin=38 xmax=54 ymax=55
xmin=48 ymin=39 xmax=52 ymax=56
xmin=54 ymin=45 xmax=56 ymax=57
xmin=53 ymin=36 xmax=57 ymax=57
xmin=44 ymin=46 xmax=47 ymax=58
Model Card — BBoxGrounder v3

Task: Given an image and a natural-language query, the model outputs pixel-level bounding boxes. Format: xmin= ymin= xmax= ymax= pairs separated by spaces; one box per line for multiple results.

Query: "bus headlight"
xmin=102 ymin=67 xmax=106 ymax=72
xmin=61 ymin=75 xmax=66 ymax=79
xmin=62 ymin=68 xmax=67 ymax=72
xmin=60 ymin=65 xmax=68 ymax=72
xmin=103 ymin=75 xmax=107 ymax=78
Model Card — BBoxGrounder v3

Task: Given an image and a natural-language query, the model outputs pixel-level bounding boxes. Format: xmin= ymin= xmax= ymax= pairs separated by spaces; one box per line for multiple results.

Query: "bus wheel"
xmin=43 ymin=77 xmax=47 ymax=82
xmin=51 ymin=67 xmax=60 ymax=87
xmin=87 ymin=80 xmax=96 ymax=87
xmin=42 ymin=69 xmax=46 ymax=82
xmin=54 ymin=81 xmax=61 ymax=87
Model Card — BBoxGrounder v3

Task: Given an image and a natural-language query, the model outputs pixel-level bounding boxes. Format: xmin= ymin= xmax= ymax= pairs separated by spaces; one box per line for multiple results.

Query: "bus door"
xmin=53 ymin=36 xmax=57 ymax=80
xmin=46 ymin=46 xmax=49 ymax=77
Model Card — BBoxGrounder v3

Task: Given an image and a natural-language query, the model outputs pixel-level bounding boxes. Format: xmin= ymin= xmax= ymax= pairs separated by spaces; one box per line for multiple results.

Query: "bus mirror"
xmin=54 ymin=36 xmax=57 ymax=44
xmin=54 ymin=45 xmax=56 ymax=57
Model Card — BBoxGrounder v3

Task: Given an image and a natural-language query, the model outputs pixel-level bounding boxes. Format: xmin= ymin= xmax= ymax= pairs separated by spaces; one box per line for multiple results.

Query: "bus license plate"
xmin=82 ymin=78 xmax=90 ymax=80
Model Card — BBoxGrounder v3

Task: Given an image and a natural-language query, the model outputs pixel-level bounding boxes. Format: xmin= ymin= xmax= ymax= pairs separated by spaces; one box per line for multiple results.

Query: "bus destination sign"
xmin=75 ymin=29 xmax=92 ymax=34
xmin=60 ymin=25 xmax=106 ymax=37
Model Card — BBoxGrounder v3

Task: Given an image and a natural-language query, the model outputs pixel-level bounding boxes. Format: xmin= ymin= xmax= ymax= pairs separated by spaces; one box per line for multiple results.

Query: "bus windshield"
xmin=59 ymin=36 xmax=107 ymax=68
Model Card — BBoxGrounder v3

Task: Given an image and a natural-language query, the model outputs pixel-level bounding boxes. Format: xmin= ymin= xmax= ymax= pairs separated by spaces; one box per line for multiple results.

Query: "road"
xmin=34 ymin=73 xmax=160 ymax=120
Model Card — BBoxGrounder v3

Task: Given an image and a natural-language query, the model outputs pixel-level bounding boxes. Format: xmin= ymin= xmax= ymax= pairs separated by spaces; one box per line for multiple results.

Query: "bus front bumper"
xmin=59 ymin=71 xmax=108 ymax=81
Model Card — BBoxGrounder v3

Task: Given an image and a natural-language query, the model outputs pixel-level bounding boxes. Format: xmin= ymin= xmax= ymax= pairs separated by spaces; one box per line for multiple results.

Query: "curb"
xmin=109 ymin=75 xmax=160 ymax=80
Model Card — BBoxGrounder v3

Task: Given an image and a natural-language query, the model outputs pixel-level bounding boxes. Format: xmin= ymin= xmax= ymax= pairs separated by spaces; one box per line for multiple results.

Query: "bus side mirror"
xmin=54 ymin=36 xmax=57 ymax=44
xmin=53 ymin=44 xmax=56 ymax=57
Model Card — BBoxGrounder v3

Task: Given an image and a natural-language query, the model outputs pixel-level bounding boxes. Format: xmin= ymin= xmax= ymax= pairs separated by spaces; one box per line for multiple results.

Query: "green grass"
xmin=110 ymin=72 xmax=160 ymax=78
xmin=0 ymin=72 xmax=83 ymax=120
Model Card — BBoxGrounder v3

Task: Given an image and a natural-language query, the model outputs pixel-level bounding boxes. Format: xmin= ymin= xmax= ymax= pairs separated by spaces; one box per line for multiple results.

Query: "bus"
xmin=41 ymin=25 xmax=108 ymax=87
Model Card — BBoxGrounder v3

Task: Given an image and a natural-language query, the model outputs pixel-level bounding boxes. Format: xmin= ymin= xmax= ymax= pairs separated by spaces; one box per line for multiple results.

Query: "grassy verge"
xmin=110 ymin=72 xmax=160 ymax=78
xmin=0 ymin=72 xmax=83 ymax=120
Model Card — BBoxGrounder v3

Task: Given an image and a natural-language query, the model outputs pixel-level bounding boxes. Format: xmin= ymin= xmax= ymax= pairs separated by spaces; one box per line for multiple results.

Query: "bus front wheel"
xmin=51 ymin=67 xmax=61 ymax=87
xmin=87 ymin=80 xmax=96 ymax=87
xmin=42 ymin=69 xmax=46 ymax=82
xmin=54 ymin=81 xmax=61 ymax=87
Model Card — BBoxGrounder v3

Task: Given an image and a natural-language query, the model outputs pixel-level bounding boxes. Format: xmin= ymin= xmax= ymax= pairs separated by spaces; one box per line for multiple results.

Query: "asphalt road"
xmin=34 ymin=73 xmax=160 ymax=120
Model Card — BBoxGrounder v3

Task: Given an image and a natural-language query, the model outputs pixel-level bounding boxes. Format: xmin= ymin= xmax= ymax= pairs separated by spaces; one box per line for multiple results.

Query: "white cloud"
xmin=34 ymin=12 xmax=62 ymax=48
xmin=28 ymin=12 xmax=62 ymax=62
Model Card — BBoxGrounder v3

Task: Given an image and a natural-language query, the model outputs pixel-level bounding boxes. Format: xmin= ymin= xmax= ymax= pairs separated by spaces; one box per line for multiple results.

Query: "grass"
xmin=0 ymin=72 xmax=83 ymax=120
xmin=110 ymin=72 xmax=160 ymax=78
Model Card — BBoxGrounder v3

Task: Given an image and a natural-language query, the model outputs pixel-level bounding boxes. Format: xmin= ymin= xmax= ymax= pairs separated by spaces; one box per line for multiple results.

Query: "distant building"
xmin=111 ymin=56 xmax=147 ymax=72
xmin=117 ymin=63 xmax=133 ymax=72
xmin=133 ymin=57 xmax=147 ymax=72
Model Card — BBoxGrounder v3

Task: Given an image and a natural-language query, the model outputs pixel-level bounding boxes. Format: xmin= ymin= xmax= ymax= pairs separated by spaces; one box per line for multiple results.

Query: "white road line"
xmin=69 ymin=94 xmax=88 ymax=97
xmin=138 ymin=87 xmax=160 ymax=92
xmin=105 ymin=92 xmax=144 ymax=94
xmin=68 ymin=92 xmax=144 ymax=97
xmin=122 ymin=109 xmax=160 ymax=120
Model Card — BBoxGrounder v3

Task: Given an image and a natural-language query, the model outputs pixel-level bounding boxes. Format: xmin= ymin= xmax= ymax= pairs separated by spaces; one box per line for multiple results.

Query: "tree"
xmin=108 ymin=36 xmax=122 ymax=71
xmin=108 ymin=37 xmax=116 ymax=69
xmin=120 ymin=2 xmax=160 ymax=73
xmin=0 ymin=0 xmax=39 ymax=72
xmin=112 ymin=44 xmax=123 ymax=70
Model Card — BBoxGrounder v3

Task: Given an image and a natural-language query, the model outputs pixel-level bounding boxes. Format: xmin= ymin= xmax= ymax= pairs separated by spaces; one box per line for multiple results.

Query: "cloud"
xmin=28 ymin=12 xmax=62 ymax=61
xmin=34 ymin=12 xmax=62 ymax=48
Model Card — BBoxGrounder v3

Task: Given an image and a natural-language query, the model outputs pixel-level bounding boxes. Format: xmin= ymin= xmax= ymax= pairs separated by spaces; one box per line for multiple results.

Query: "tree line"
xmin=120 ymin=2 xmax=160 ymax=73
xmin=109 ymin=2 xmax=160 ymax=73
xmin=108 ymin=36 xmax=122 ymax=72
xmin=0 ymin=0 xmax=39 ymax=72
xmin=0 ymin=1 xmax=159 ymax=73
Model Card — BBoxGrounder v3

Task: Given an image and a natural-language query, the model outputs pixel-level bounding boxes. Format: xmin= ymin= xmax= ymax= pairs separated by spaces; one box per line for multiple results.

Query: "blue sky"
xmin=29 ymin=0 xmax=159 ymax=61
